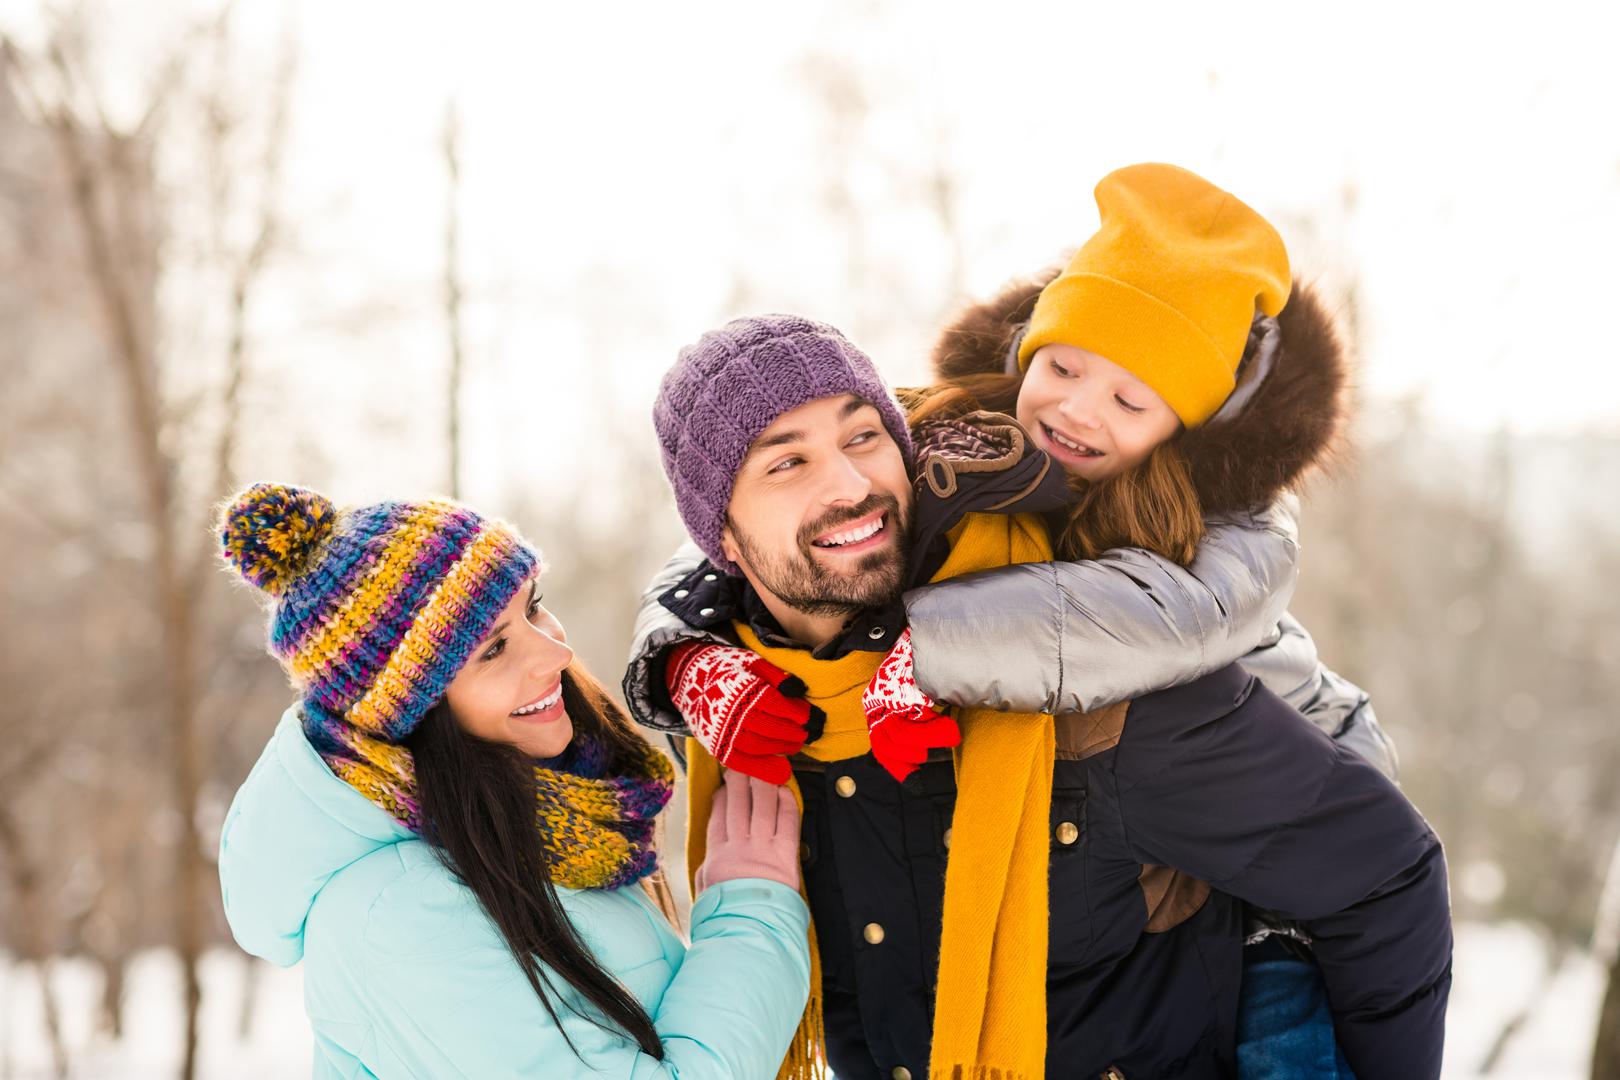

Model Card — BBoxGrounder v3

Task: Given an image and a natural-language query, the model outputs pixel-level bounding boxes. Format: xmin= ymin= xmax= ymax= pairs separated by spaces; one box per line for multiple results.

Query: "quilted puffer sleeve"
xmin=623 ymin=543 xmax=739 ymax=735
xmin=903 ymin=500 xmax=1300 ymax=714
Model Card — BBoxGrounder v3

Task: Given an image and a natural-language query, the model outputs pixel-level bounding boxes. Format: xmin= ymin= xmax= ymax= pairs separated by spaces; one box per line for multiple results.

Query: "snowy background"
xmin=2 ymin=0 xmax=1618 ymax=1076
xmin=0 ymin=923 xmax=1608 ymax=1078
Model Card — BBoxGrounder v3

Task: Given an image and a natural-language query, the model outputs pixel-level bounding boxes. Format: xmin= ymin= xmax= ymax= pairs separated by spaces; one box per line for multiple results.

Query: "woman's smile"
xmin=515 ymin=683 xmax=573 ymax=725
xmin=510 ymin=681 xmax=566 ymax=723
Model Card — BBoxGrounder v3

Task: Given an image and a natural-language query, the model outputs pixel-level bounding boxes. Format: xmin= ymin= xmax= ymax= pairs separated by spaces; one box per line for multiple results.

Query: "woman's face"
xmin=442 ymin=576 xmax=576 ymax=759
xmin=1016 ymin=343 xmax=1182 ymax=481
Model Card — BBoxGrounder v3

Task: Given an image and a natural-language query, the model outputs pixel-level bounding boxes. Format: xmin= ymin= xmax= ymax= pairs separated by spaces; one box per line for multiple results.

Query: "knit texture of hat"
xmin=1018 ymin=163 xmax=1293 ymax=427
xmin=653 ymin=314 xmax=915 ymax=576
xmin=218 ymin=483 xmax=539 ymax=745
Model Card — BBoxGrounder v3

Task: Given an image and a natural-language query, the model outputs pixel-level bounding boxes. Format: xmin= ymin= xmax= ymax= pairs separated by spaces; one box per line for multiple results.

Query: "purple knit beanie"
xmin=653 ymin=314 xmax=916 ymax=576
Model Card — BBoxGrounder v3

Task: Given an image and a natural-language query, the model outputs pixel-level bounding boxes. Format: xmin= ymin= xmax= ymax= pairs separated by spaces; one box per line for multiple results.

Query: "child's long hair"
xmin=904 ymin=365 xmax=1204 ymax=568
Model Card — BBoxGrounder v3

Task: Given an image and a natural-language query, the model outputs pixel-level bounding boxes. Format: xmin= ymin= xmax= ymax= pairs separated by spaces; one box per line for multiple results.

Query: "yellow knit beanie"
xmin=1018 ymin=163 xmax=1292 ymax=427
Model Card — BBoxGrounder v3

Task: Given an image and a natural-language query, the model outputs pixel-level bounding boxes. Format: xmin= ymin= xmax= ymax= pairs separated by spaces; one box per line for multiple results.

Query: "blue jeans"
xmin=1236 ymin=938 xmax=1356 ymax=1079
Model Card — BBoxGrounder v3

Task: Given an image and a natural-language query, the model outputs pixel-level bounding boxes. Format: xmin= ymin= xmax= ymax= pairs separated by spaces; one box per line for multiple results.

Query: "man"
xmin=628 ymin=313 xmax=1450 ymax=1078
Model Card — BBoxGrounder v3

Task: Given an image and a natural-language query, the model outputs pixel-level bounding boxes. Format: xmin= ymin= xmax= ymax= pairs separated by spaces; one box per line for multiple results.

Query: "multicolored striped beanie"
xmin=218 ymin=483 xmax=539 ymax=748
xmin=222 ymin=483 xmax=675 ymax=891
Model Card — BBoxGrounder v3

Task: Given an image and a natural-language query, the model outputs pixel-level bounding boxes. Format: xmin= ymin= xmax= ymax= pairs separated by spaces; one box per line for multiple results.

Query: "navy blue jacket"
xmin=650 ymin=414 xmax=1452 ymax=1078
xmin=663 ymin=570 xmax=1451 ymax=1079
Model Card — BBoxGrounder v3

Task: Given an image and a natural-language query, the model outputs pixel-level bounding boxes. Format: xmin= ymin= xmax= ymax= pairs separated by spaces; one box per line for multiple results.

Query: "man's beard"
xmin=728 ymin=494 xmax=910 ymax=618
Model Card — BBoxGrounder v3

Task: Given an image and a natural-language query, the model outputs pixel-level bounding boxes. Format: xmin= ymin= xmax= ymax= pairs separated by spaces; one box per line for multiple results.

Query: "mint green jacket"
xmin=220 ymin=710 xmax=811 ymax=1078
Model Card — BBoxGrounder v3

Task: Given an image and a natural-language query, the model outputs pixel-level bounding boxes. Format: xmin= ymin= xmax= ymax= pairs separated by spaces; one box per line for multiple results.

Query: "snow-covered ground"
xmin=0 ymin=921 xmax=1605 ymax=1078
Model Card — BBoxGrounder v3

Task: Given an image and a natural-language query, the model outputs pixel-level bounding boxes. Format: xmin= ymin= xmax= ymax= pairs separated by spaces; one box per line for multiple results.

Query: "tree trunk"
xmin=34 ymin=958 xmax=68 ymax=1080
xmin=1592 ymin=832 xmax=1620 ymax=1079
xmin=163 ymin=588 xmax=206 ymax=1080
xmin=237 ymin=952 xmax=260 ymax=1041
xmin=14 ymin=18 xmax=293 ymax=1080
xmin=0 ymin=810 xmax=69 ymax=1079
xmin=1595 ymin=947 xmax=1620 ymax=1080
xmin=443 ymin=99 xmax=465 ymax=500
xmin=39 ymin=84 xmax=209 ymax=1080
xmin=100 ymin=952 xmax=127 ymax=1040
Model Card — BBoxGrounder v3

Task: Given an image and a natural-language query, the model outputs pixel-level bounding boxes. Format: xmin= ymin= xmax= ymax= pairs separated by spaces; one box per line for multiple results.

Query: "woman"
xmin=216 ymin=483 xmax=810 ymax=1078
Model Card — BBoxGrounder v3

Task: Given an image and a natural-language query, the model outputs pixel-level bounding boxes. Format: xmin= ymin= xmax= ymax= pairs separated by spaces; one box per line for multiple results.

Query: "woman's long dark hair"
xmin=403 ymin=663 xmax=664 ymax=1059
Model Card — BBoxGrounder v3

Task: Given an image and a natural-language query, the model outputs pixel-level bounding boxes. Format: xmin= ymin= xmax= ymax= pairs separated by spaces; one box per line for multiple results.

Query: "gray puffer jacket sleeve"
xmin=904 ymin=499 xmax=1301 ymax=716
xmin=622 ymin=543 xmax=738 ymax=735
xmin=1239 ymin=614 xmax=1398 ymax=780
xmin=902 ymin=496 xmax=1400 ymax=777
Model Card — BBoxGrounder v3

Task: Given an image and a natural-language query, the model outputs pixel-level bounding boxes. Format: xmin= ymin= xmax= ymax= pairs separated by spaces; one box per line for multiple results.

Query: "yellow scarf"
xmin=685 ymin=511 xmax=1056 ymax=1080
xmin=683 ymin=627 xmax=878 ymax=1080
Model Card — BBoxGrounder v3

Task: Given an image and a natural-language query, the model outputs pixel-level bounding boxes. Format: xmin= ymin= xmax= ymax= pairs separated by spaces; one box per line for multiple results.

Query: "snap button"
xmin=863 ymin=922 xmax=885 ymax=945
xmin=942 ymin=827 xmax=952 ymax=849
xmin=699 ymin=607 xmax=715 ymax=617
xmin=836 ymin=775 xmax=857 ymax=798
xmin=704 ymin=573 xmax=718 ymax=582
xmin=674 ymin=589 xmax=689 ymax=599
xmin=1056 ymin=821 xmax=1080 ymax=845
xmin=893 ymin=1068 xmax=913 ymax=1080
xmin=799 ymin=842 xmax=811 ymax=862
xmin=868 ymin=626 xmax=887 ymax=640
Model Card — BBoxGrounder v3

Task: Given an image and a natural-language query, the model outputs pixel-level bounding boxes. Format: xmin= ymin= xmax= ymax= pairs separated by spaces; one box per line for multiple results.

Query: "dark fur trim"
xmin=930 ymin=265 xmax=1062 ymax=383
xmin=928 ymin=274 xmax=1350 ymax=514
xmin=1181 ymin=282 xmax=1349 ymax=512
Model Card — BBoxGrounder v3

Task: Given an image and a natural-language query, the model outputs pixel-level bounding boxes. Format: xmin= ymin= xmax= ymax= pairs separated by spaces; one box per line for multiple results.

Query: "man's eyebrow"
xmin=747 ymin=427 xmax=807 ymax=457
xmin=742 ymin=399 xmax=880 ymax=465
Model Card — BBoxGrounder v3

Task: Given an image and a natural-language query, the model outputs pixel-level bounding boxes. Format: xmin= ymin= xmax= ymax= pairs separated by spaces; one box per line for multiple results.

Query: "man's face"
xmin=721 ymin=394 xmax=912 ymax=617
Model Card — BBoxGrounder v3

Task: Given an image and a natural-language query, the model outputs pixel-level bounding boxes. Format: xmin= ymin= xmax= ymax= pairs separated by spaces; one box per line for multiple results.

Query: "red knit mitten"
xmin=862 ymin=629 xmax=960 ymax=783
xmin=666 ymin=642 xmax=825 ymax=785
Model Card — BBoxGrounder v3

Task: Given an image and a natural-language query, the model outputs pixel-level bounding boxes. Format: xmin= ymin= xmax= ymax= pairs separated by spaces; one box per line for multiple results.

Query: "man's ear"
xmin=719 ymin=523 xmax=742 ymax=568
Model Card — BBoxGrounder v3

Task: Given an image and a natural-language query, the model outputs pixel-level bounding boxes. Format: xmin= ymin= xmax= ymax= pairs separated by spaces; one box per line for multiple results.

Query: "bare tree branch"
xmin=443 ymin=97 xmax=466 ymax=499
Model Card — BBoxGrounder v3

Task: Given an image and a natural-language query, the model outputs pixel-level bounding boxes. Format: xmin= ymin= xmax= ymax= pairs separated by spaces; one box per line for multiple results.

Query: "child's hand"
xmin=666 ymin=642 xmax=825 ymax=785
xmin=862 ymin=629 xmax=960 ymax=782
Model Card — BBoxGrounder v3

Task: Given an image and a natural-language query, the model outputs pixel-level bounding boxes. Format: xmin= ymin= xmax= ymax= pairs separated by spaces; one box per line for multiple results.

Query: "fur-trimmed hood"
xmin=929 ymin=267 xmax=1350 ymax=515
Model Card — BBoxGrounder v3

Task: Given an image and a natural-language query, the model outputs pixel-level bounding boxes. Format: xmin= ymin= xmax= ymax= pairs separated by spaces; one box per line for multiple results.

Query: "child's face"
xmin=1016 ymin=343 xmax=1182 ymax=481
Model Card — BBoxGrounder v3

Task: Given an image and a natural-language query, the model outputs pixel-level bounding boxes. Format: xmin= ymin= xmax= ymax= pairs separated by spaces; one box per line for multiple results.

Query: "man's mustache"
xmin=797 ymin=494 xmax=904 ymax=551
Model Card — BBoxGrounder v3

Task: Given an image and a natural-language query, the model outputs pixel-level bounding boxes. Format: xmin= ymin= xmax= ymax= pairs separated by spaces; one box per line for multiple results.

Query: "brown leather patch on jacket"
xmin=1053 ymin=702 xmax=1129 ymax=761
xmin=1138 ymin=865 xmax=1212 ymax=933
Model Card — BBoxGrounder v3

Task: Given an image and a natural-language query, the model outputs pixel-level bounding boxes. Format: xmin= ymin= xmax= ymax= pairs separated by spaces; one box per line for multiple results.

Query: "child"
xmin=888 ymin=161 xmax=1391 ymax=1077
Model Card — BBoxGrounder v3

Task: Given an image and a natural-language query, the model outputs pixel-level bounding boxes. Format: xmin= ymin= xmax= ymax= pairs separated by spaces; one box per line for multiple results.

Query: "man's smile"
xmin=810 ymin=510 xmax=891 ymax=555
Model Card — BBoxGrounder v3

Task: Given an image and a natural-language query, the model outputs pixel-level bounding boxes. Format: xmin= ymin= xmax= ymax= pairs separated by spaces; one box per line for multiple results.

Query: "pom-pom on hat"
xmin=219 ymin=483 xmax=539 ymax=744
xmin=219 ymin=483 xmax=337 ymax=596
xmin=1017 ymin=163 xmax=1292 ymax=427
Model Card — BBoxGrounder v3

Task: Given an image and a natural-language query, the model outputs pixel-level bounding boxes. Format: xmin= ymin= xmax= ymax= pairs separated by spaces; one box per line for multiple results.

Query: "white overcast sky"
xmin=6 ymin=0 xmax=1618 ymax=501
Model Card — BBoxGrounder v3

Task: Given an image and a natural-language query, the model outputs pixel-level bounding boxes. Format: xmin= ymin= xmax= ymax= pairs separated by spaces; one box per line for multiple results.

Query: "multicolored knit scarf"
xmin=310 ymin=706 xmax=675 ymax=891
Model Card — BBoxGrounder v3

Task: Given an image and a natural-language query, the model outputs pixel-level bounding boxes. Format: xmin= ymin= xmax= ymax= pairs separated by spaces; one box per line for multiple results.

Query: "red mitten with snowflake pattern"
xmin=862 ymin=629 xmax=960 ymax=782
xmin=665 ymin=642 xmax=824 ymax=785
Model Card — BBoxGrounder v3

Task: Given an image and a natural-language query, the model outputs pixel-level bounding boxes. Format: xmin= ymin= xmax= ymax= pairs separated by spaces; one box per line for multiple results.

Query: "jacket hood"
xmin=218 ymin=707 xmax=414 ymax=967
xmin=929 ymin=267 xmax=1350 ymax=514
